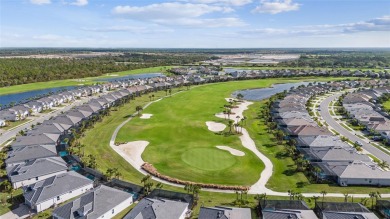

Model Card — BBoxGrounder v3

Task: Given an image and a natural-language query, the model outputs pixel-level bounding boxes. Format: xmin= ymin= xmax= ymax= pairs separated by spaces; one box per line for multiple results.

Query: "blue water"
xmin=0 ymin=86 xmax=77 ymax=107
xmin=59 ymin=151 xmax=69 ymax=157
xmin=232 ymin=82 xmax=312 ymax=101
xmin=95 ymin=73 xmax=164 ymax=82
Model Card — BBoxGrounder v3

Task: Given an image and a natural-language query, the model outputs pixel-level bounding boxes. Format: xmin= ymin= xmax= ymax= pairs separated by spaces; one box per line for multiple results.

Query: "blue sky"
xmin=1 ymin=0 xmax=389 ymax=48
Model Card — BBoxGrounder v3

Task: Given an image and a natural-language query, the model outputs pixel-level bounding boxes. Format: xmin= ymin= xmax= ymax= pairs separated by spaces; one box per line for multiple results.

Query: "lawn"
xmin=2 ymin=119 xmax=32 ymax=131
xmin=115 ymin=81 xmax=267 ymax=186
xmin=383 ymin=100 xmax=390 ymax=111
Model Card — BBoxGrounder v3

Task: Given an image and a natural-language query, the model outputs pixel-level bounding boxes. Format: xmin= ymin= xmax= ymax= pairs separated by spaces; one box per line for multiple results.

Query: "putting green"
xmin=181 ymin=148 xmax=237 ymax=171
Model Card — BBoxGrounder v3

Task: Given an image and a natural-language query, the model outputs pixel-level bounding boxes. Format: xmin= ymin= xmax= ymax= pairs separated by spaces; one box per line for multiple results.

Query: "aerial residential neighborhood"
xmin=1 ymin=0 xmax=390 ymax=218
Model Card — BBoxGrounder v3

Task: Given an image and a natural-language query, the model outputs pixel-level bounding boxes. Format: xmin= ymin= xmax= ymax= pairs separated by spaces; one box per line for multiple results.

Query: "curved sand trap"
xmin=140 ymin=114 xmax=153 ymax=119
xmin=116 ymin=141 xmax=149 ymax=167
xmin=216 ymin=146 xmax=245 ymax=156
xmin=206 ymin=121 xmax=226 ymax=132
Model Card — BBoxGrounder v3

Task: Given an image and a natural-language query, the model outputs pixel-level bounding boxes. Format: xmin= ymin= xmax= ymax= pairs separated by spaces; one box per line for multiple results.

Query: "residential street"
xmin=319 ymin=93 xmax=390 ymax=163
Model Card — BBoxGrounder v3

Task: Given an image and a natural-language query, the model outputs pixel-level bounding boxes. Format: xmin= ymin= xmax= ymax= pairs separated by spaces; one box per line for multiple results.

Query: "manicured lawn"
xmin=96 ymin=66 xmax=174 ymax=79
xmin=2 ymin=119 xmax=31 ymax=131
xmin=181 ymin=148 xmax=237 ymax=171
xmin=383 ymin=100 xmax=390 ymax=111
xmin=340 ymin=123 xmax=353 ymax=131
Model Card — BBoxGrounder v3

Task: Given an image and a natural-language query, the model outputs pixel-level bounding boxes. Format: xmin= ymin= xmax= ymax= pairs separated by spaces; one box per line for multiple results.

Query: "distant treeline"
xmin=0 ymin=53 xmax=211 ymax=87
xmin=279 ymin=52 xmax=390 ymax=68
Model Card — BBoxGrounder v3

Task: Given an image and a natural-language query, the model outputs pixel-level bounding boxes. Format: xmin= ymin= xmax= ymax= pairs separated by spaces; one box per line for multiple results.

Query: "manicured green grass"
xmin=383 ymin=100 xmax=390 ymax=111
xmin=0 ymin=189 xmax=23 ymax=216
xmin=2 ymin=119 xmax=31 ymax=131
xmin=96 ymin=66 xmax=173 ymax=79
xmin=115 ymin=77 xmax=350 ymax=186
xmin=340 ymin=123 xmax=353 ymax=131
xmin=181 ymin=148 xmax=237 ymax=171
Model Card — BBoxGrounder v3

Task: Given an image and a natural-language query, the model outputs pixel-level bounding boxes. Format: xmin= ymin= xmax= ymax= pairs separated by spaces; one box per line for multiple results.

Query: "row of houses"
xmin=170 ymin=66 xmax=390 ymax=79
xmin=273 ymin=80 xmax=390 ymax=187
xmin=343 ymin=85 xmax=390 ymax=143
xmin=259 ymin=199 xmax=381 ymax=219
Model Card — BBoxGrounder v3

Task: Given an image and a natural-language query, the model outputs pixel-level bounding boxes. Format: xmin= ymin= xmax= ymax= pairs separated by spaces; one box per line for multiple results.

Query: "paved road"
xmin=0 ymin=95 xmax=98 ymax=147
xmin=319 ymin=93 xmax=390 ymax=163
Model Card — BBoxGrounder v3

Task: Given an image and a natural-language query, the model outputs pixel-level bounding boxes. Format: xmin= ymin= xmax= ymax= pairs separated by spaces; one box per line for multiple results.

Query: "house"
xmin=24 ymin=101 xmax=43 ymax=113
xmin=6 ymin=157 xmax=68 ymax=188
xmin=321 ymin=161 xmax=390 ymax=186
xmin=124 ymin=198 xmax=190 ymax=219
xmin=52 ymin=185 xmax=133 ymax=219
xmin=287 ymin=125 xmax=332 ymax=137
xmin=259 ymin=200 xmax=317 ymax=219
xmin=295 ymin=135 xmax=349 ymax=148
xmin=11 ymin=133 xmax=60 ymax=148
xmin=23 ymin=171 xmax=94 ymax=212
xmin=0 ymin=111 xmax=18 ymax=121
xmin=6 ymin=144 xmax=58 ymax=167
xmin=27 ymin=123 xmax=68 ymax=136
xmin=198 ymin=206 xmax=251 ymax=219
xmin=0 ymin=119 xmax=6 ymax=127
xmin=314 ymin=202 xmax=378 ymax=219
xmin=298 ymin=147 xmax=371 ymax=162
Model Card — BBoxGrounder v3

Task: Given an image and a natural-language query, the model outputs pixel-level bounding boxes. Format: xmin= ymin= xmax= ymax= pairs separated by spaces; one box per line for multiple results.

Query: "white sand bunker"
xmin=116 ymin=141 xmax=149 ymax=166
xmin=216 ymin=146 xmax=245 ymax=156
xmin=206 ymin=121 xmax=226 ymax=132
xmin=140 ymin=114 xmax=153 ymax=119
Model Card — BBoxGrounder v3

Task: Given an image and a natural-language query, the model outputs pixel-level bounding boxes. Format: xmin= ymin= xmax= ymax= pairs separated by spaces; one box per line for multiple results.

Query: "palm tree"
xmin=314 ymin=166 xmax=322 ymax=182
xmin=228 ymin=120 xmax=234 ymax=134
xmin=254 ymin=193 xmax=267 ymax=207
xmin=312 ymin=196 xmax=319 ymax=205
xmin=106 ymin=168 xmax=115 ymax=180
xmin=155 ymin=182 xmax=163 ymax=190
xmin=320 ymin=190 xmax=327 ymax=202
xmin=379 ymin=161 xmax=389 ymax=169
xmin=343 ymin=193 xmax=349 ymax=202
xmin=184 ymin=183 xmax=193 ymax=194
xmin=136 ymin=105 xmax=143 ymax=116
xmin=192 ymin=185 xmax=201 ymax=201
xmin=288 ymin=190 xmax=294 ymax=200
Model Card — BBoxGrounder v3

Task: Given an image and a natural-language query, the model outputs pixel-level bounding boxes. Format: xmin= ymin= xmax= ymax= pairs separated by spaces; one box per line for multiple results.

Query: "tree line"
xmin=0 ymin=53 xmax=211 ymax=87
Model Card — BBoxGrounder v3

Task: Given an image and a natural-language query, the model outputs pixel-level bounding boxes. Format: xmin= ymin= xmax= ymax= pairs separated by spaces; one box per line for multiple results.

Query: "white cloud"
xmin=188 ymin=0 xmax=252 ymax=6
xmin=113 ymin=3 xmax=233 ymax=19
xmin=82 ymin=26 xmax=174 ymax=34
xmin=112 ymin=2 xmax=243 ymax=28
xmin=70 ymin=0 xmax=88 ymax=6
xmin=30 ymin=0 xmax=51 ymax=5
xmin=239 ymin=15 xmax=390 ymax=37
xmin=252 ymin=0 xmax=300 ymax=14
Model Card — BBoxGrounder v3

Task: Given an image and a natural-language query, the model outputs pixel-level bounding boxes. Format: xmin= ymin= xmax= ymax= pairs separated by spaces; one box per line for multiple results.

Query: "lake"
xmin=0 ymin=86 xmax=77 ymax=107
xmin=233 ymin=82 xmax=312 ymax=101
xmin=95 ymin=73 xmax=164 ymax=82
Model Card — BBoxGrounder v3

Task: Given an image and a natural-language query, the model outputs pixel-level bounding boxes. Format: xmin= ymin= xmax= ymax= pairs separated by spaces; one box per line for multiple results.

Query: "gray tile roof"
xmin=53 ymin=185 xmax=133 ymax=219
xmin=124 ymin=198 xmax=189 ymax=219
xmin=6 ymin=144 xmax=57 ymax=165
xmin=198 ymin=206 xmax=251 ymax=219
xmin=297 ymin=135 xmax=349 ymax=148
xmin=11 ymin=133 xmax=60 ymax=148
xmin=7 ymin=157 xmax=67 ymax=183
xmin=322 ymin=212 xmax=378 ymax=219
xmin=24 ymin=171 xmax=93 ymax=205
xmin=301 ymin=147 xmax=371 ymax=162
xmin=28 ymin=123 xmax=67 ymax=135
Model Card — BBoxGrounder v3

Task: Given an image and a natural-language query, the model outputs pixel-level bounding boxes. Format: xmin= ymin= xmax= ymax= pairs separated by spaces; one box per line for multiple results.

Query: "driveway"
xmin=319 ymin=93 xmax=390 ymax=163
xmin=0 ymin=204 xmax=32 ymax=219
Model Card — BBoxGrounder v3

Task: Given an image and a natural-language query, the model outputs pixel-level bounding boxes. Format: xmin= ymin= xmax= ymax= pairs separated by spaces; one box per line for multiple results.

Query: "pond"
xmin=94 ymin=73 xmax=164 ymax=82
xmin=0 ymin=86 xmax=77 ymax=107
xmin=232 ymin=82 xmax=313 ymax=101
